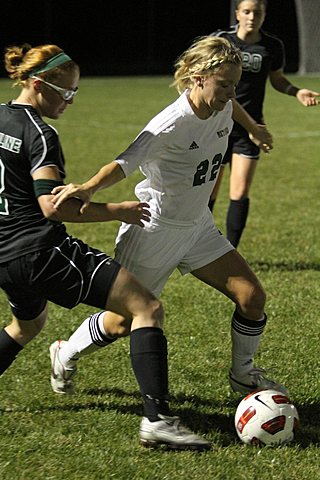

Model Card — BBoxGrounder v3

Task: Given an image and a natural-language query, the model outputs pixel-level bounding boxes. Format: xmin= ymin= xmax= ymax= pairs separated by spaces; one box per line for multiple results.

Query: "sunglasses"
xmin=32 ymin=76 xmax=78 ymax=101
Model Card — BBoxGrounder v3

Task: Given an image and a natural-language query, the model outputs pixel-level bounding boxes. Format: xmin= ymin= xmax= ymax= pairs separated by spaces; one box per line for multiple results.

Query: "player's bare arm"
xmin=231 ymin=99 xmax=273 ymax=153
xmin=269 ymin=69 xmax=320 ymax=107
xmin=52 ymin=161 xmax=125 ymax=212
xmin=40 ymin=196 xmax=151 ymax=226
xmin=33 ymin=166 xmax=150 ymax=226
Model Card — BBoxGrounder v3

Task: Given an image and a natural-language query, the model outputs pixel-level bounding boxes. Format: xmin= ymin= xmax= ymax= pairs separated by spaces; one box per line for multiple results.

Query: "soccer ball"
xmin=234 ymin=389 xmax=299 ymax=446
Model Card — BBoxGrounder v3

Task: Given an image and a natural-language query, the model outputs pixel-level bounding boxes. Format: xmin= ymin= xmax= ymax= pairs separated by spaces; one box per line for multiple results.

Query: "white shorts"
xmin=114 ymin=209 xmax=234 ymax=297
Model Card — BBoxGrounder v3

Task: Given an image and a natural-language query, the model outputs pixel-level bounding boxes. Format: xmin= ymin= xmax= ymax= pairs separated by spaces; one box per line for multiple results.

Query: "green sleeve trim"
xmin=33 ymin=179 xmax=64 ymax=197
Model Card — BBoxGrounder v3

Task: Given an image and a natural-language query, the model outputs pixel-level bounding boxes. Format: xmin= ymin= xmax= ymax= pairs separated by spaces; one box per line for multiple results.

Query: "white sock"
xmin=59 ymin=312 xmax=115 ymax=366
xmin=231 ymin=311 xmax=266 ymax=376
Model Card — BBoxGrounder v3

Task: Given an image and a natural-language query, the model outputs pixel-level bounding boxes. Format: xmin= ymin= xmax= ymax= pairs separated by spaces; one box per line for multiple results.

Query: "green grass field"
xmin=0 ymin=75 xmax=319 ymax=480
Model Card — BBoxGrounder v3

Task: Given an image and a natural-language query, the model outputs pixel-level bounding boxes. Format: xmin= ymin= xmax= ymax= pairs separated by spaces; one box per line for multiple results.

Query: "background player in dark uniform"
xmin=208 ymin=0 xmax=320 ymax=247
xmin=0 ymin=43 xmax=210 ymax=450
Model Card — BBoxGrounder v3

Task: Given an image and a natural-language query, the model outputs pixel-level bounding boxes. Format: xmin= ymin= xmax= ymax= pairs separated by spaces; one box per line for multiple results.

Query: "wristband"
xmin=285 ymin=85 xmax=298 ymax=96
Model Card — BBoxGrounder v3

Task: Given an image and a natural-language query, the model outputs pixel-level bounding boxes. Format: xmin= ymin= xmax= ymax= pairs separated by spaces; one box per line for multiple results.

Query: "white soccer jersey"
xmin=115 ymin=90 xmax=233 ymax=225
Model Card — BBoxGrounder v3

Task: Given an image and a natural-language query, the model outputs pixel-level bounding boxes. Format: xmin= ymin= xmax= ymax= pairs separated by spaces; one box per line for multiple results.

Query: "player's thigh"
xmin=106 ymin=266 xmax=163 ymax=324
xmin=192 ymin=249 xmax=266 ymax=309
xmin=229 ymin=154 xmax=257 ymax=198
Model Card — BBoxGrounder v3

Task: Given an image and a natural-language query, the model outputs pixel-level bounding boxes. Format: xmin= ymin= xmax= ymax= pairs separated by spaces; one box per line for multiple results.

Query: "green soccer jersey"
xmin=0 ymin=102 xmax=67 ymax=262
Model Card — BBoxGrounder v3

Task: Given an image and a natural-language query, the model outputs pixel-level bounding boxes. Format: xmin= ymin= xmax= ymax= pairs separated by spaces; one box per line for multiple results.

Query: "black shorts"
xmin=0 ymin=235 xmax=121 ymax=320
xmin=221 ymin=133 xmax=260 ymax=165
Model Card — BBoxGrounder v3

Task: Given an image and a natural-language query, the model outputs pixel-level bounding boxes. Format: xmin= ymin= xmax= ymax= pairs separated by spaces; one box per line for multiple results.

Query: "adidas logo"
xmin=189 ymin=141 xmax=199 ymax=150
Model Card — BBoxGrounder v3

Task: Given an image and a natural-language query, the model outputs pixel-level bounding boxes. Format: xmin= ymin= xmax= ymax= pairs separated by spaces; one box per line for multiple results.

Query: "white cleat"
xmin=229 ymin=367 xmax=289 ymax=396
xmin=139 ymin=414 xmax=211 ymax=451
xmin=49 ymin=340 xmax=77 ymax=395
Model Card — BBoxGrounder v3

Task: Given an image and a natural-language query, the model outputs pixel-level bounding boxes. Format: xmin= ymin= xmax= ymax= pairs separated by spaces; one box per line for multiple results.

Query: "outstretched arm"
xmin=51 ymin=161 xmax=125 ymax=212
xmin=269 ymin=69 xmax=320 ymax=107
xmin=231 ymin=99 xmax=273 ymax=153
xmin=33 ymin=165 xmax=150 ymax=226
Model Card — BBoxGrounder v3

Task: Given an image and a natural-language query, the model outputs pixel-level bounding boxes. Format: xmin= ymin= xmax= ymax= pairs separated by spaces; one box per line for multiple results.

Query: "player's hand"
xmin=114 ymin=201 xmax=151 ymax=227
xmin=296 ymin=89 xmax=320 ymax=107
xmin=52 ymin=183 xmax=92 ymax=214
xmin=249 ymin=124 xmax=273 ymax=154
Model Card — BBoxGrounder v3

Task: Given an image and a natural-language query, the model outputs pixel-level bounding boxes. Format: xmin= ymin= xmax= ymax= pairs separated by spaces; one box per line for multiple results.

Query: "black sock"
xmin=0 ymin=329 xmax=23 ymax=375
xmin=226 ymin=198 xmax=250 ymax=247
xmin=208 ymin=198 xmax=216 ymax=212
xmin=130 ymin=327 xmax=170 ymax=421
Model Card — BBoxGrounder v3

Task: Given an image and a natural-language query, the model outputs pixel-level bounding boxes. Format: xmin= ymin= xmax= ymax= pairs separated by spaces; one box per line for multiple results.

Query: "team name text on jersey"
xmin=0 ymin=132 xmax=22 ymax=153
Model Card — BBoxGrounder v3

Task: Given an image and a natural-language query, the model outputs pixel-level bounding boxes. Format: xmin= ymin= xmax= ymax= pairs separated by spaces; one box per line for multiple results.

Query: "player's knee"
xmin=133 ymin=284 xmax=164 ymax=327
xmin=238 ymin=283 xmax=266 ymax=318
xmin=137 ymin=296 xmax=164 ymax=328
xmin=10 ymin=315 xmax=46 ymax=344
xmin=149 ymin=298 xmax=164 ymax=327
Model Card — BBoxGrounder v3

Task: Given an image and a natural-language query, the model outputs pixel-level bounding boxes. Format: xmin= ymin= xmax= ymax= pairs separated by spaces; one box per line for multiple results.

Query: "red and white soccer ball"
xmin=234 ymin=389 xmax=299 ymax=446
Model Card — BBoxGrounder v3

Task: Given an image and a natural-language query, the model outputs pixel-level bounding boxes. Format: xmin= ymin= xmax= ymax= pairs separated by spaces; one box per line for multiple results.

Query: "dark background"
xmin=1 ymin=0 xmax=299 ymax=77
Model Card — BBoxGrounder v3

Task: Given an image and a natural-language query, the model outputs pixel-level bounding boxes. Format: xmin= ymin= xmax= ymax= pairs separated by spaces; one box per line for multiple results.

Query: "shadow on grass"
xmin=293 ymin=402 xmax=320 ymax=447
xmin=80 ymin=388 xmax=239 ymax=444
xmin=249 ymin=260 xmax=320 ymax=272
xmin=4 ymin=386 xmax=319 ymax=447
